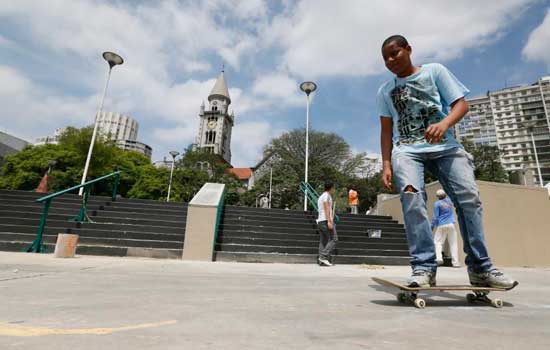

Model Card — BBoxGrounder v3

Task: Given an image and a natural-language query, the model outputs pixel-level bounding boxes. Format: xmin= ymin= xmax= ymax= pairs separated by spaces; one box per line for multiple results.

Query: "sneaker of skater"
xmin=377 ymin=34 xmax=517 ymax=288
xmin=317 ymin=182 xmax=338 ymax=267
xmin=348 ymin=185 xmax=359 ymax=215
xmin=432 ymin=189 xmax=460 ymax=267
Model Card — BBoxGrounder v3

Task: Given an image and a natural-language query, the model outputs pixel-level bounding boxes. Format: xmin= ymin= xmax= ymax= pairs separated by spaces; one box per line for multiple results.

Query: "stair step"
xmin=217 ymin=236 xmax=408 ymax=249
xmin=215 ymin=243 xmax=409 ymax=256
xmin=214 ymin=251 xmax=409 ymax=265
xmin=219 ymin=224 xmax=406 ymax=237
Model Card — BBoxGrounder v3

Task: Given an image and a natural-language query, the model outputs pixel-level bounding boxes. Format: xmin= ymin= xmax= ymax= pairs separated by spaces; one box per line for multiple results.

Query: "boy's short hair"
xmin=381 ymin=35 xmax=409 ymax=50
xmin=324 ymin=182 xmax=335 ymax=191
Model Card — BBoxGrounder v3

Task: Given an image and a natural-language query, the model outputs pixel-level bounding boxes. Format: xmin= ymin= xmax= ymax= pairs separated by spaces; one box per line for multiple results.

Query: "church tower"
xmin=194 ymin=70 xmax=234 ymax=164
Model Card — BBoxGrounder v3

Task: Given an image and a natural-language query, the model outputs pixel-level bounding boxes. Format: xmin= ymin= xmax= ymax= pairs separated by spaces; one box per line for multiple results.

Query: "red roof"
xmin=229 ymin=168 xmax=253 ymax=180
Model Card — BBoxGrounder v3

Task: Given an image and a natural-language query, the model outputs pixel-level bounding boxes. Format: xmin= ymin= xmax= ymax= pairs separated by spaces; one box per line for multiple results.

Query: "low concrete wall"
xmin=378 ymin=181 xmax=550 ymax=267
xmin=182 ymin=183 xmax=225 ymax=262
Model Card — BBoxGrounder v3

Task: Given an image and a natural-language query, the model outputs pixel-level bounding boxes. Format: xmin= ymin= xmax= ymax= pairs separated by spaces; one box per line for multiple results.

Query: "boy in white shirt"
xmin=317 ymin=182 xmax=337 ymax=266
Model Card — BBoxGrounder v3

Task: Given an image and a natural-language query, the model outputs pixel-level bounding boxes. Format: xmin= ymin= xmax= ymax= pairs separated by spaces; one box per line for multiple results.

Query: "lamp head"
xmin=300 ymin=81 xmax=317 ymax=95
xmin=102 ymin=52 xmax=124 ymax=69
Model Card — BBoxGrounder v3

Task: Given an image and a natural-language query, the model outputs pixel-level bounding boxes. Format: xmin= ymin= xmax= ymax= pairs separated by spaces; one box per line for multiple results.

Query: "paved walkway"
xmin=0 ymin=252 xmax=549 ymax=349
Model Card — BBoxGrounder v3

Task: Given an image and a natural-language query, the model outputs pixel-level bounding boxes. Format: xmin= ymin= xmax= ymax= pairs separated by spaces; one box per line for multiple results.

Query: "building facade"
xmin=35 ymin=113 xmax=153 ymax=159
xmin=193 ymin=71 xmax=234 ymax=164
xmin=0 ymin=131 xmax=30 ymax=164
xmin=35 ymin=127 xmax=67 ymax=145
xmin=457 ymin=95 xmax=497 ymax=147
xmin=96 ymin=111 xmax=139 ymax=142
xmin=115 ymin=139 xmax=153 ymax=159
xmin=458 ymin=76 xmax=550 ymax=186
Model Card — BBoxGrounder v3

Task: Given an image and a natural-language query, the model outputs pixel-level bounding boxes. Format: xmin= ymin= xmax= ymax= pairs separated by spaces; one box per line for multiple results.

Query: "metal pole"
xmin=167 ymin=157 xmax=176 ymax=201
xmin=269 ymin=167 xmax=273 ymax=209
xmin=79 ymin=67 xmax=113 ymax=196
xmin=531 ymin=131 xmax=544 ymax=187
xmin=304 ymin=94 xmax=310 ymax=212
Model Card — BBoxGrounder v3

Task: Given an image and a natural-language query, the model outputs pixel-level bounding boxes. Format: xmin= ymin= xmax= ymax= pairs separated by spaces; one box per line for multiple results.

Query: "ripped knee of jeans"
xmin=403 ymin=185 xmax=419 ymax=194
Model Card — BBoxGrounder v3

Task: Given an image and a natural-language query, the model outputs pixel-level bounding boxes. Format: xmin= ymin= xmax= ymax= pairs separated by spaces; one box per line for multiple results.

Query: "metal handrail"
xmin=26 ymin=171 xmax=121 ymax=253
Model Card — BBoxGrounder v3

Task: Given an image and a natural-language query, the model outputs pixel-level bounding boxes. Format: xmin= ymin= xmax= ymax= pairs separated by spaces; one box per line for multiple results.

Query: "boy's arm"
xmin=425 ymin=98 xmax=469 ymax=144
xmin=380 ymin=117 xmax=394 ymax=191
xmin=426 ymin=64 xmax=470 ymax=144
xmin=323 ymin=200 xmax=333 ymax=228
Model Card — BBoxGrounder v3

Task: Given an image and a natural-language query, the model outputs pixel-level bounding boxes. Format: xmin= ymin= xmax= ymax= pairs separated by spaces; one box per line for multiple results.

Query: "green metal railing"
xmin=26 ymin=171 xmax=121 ymax=253
xmin=213 ymin=188 xmax=226 ymax=251
xmin=300 ymin=181 xmax=340 ymax=224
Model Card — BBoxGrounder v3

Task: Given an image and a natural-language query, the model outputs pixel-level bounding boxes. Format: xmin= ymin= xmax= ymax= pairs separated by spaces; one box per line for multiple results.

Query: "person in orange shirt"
xmin=348 ymin=185 xmax=359 ymax=214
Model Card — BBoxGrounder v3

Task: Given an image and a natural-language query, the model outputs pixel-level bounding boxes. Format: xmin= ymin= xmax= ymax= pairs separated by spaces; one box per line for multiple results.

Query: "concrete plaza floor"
xmin=0 ymin=252 xmax=549 ymax=350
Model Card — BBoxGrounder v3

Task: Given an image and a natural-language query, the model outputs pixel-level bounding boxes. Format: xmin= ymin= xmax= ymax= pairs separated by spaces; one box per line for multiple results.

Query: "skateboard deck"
xmin=372 ymin=277 xmax=518 ymax=309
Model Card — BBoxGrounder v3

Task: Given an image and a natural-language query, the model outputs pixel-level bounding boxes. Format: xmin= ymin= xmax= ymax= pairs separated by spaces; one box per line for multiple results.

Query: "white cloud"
xmin=265 ymin=0 xmax=536 ymax=78
xmin=0 ymin=66 xmax=98 ymax=141
xmin=231 ymin=121 xmax=284 ymax=167
xmin=523 ymin=9 xmax=550 ymax=64
xmin=0 ymin=34 xmax=13 ymax=47
xmin=0 ymin=0 xmax=540 ymax=166
xmin=252 ymin=72 xmax=302 ymax=106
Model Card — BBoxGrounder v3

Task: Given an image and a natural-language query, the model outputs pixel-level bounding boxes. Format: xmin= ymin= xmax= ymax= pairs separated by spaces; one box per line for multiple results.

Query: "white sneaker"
xmin=407 ymin=270 xmax=437 ymax=288
xmin=318 ymin=257 xmax=333 ymax=267
xmin=468 ymin=268 xmax=518 ymax=289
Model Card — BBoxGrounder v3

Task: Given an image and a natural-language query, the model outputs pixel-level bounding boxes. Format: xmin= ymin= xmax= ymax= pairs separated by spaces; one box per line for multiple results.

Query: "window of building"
xmin=209 ymin=131 xmax=217 ymax=144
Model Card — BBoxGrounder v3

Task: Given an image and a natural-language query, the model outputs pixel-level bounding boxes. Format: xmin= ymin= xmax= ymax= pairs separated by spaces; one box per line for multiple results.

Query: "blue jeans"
xmin=392 ymin=146 xmax=493 ymax=273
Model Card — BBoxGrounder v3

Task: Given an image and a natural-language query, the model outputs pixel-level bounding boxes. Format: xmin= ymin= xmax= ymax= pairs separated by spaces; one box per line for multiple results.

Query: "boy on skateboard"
xmin=377 ymin=35 xmax=517 ymax=288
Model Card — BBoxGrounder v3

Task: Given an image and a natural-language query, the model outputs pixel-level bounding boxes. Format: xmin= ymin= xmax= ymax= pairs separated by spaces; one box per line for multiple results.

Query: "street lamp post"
xmin=300 ymin=81 xmax=317 ymax=212
xmin=47 ymin=160 xmax=57 ymax=174
xmin=167 ymin=151 xmax=180 ymax=201
xmin=79 ymin=52 xmax=124 ymax=195
xmin=523 ymin=120 xmax=544 ymax=187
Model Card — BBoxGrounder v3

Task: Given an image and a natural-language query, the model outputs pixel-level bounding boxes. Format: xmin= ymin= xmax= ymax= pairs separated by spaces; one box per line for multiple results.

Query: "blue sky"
xmin=1 ymin=0 xmax=549 ymax=167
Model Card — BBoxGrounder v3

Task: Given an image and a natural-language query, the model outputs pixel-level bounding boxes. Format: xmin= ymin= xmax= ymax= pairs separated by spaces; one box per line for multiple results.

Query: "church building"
xmin=192 ymin=70 xmax=234 ymax=164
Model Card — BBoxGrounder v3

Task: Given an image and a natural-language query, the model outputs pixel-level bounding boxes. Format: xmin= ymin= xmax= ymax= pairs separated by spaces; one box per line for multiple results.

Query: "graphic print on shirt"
xmin=390 ymin=81 xmax=444 ymax=145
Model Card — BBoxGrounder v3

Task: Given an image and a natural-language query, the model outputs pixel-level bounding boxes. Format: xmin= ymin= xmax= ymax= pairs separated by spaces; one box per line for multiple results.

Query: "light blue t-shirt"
xmin=431 ymin=197 xmax=456 ymax=229
xmin=377 ymin=63 xmax=469 ymax=154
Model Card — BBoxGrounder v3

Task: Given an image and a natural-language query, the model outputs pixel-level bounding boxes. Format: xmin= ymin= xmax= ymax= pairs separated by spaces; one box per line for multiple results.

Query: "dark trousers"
xmin=318 ymin=221 xmax=338 ymax=260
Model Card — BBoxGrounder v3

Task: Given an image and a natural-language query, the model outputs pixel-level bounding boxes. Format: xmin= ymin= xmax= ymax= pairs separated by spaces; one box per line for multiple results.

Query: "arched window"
xmin=205 ymin=131 xmax=216 ymax=144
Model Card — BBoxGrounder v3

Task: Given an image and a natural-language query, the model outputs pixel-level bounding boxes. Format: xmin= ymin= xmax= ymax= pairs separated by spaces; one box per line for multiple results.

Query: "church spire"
xmin=208 ymin=70 xmax=231 ymax=105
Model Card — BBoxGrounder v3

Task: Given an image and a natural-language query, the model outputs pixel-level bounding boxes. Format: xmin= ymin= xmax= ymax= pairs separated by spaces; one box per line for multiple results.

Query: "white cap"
xmin=436 ymin=189 xmax=446 ymax=197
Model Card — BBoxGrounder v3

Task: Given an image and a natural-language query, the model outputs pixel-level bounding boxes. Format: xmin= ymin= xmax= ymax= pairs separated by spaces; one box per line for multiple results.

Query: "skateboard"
xmin=372 ymin=277 xmax=518 ymax=309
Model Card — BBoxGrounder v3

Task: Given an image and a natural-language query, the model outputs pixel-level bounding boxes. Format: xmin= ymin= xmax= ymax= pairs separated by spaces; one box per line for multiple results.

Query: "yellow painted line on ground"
xmin=0 ymin=320 xmax=177 ymax=337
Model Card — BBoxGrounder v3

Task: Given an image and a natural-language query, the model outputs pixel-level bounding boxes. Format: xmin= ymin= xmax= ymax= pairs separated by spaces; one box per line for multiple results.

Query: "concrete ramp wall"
xmin=182 ymin=183 xmax=225 ymax=262
xmin=378 ymin=181 xmax=550 ymax=267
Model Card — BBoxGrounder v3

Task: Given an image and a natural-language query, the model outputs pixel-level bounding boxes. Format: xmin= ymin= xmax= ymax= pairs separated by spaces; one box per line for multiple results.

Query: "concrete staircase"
xmin=0 ymin=189 xmax=409 ymax=265
xmin=215 ymin=205 xmax=410 ymax=265
xmin=0 ymin=189 xmax=187 ymax=258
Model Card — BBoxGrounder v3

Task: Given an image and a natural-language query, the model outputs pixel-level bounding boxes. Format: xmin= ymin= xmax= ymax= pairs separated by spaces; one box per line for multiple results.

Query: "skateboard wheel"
xmin=491 ymin=299 xmax=503 ymax=308
xmin=414 ymin=298 xmax=426 ymax=309
xmin=466 ymin=293 xmax=477 ymax=303
xmin=397 ymin=293 xmax=408 ymax=303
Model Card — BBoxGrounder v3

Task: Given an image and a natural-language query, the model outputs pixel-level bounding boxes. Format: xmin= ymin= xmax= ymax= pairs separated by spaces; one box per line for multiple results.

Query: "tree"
xmin=462 ymin=140 xmax=508 ymax=183
xmin=252 ymin=128 xmax=375 ymax=211
xmin=0 ymin=126 xmax=152 ymax=197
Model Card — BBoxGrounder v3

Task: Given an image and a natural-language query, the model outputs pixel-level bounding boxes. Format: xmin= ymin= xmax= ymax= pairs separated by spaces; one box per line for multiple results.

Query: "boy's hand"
xmin=425 ymin=121 xmax=450 ymax=144
xmin=328 ymin=221 xmax=334 ymax=230
xmin=381 ymin=166 xmax=393 ymax=191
